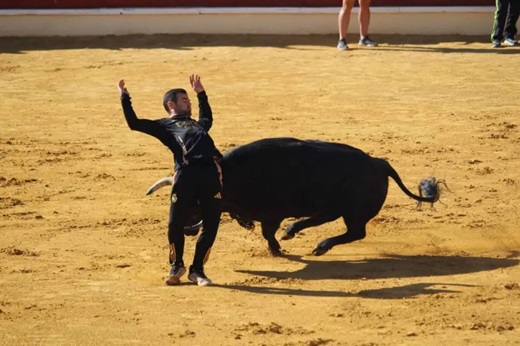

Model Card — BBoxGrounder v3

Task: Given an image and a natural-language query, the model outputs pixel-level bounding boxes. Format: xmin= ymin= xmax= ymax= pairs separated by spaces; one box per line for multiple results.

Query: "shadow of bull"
xmin=214 ymin=253 xmax=519 ymax=298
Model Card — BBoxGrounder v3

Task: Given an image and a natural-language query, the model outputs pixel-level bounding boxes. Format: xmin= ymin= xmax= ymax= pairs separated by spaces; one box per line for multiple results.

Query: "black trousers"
xmin=491 ymin=0 xmax=520 ymax=41
xmin=168 ymin=162 xmax=222 ymax=271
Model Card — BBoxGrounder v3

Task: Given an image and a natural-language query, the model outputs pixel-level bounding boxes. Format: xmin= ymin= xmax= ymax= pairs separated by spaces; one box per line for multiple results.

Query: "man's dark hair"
xmin=163 ymin=88 xmax=187 ymax=114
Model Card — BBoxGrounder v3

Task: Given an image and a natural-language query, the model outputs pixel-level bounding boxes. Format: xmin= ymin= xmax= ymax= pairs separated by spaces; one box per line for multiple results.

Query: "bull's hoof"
xmin=280 ymin=232 xmax=294 ymax=241
xmin=269 ymin=247 xmax=283 ymax=257
xmin=312 ymin=247 xmax=329 ymax=256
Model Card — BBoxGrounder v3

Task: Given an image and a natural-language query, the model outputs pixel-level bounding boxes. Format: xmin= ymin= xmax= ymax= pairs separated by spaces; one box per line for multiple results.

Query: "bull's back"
xmin=221 ymin=138 xmax=389 ymax=219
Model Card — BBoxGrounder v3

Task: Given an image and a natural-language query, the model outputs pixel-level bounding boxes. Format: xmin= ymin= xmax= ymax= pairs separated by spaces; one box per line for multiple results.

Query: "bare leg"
xmin=338 ymin=0 xmax=355 ymax=40
xmin=358 ymin=0 xmax=372 ymax=39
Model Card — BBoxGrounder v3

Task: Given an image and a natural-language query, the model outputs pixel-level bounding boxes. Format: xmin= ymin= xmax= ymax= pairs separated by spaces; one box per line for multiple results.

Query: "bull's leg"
xmin=260 ymin=221 xmax=283 ymax=256
xmin=312 ymin=220 xmax=366 ymax=256
xmin=281 ymin=214 xmax=339 ymax=240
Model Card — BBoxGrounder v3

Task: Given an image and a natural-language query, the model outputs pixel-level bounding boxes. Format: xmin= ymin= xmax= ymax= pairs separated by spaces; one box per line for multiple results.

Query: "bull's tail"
xmin=382 ymin=160 xmax=439 ymax=203
xmin=146 ymin=177 xmax=175 ymax=195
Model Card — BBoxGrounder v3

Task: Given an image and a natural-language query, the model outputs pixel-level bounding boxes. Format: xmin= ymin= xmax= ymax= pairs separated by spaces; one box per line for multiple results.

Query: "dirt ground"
xmin=1 ymin=34 xmax=519 ymax=345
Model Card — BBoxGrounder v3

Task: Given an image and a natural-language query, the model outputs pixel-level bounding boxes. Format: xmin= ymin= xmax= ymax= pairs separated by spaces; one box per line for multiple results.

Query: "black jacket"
xmin=121 ymin=91 xmax=221 ymax=171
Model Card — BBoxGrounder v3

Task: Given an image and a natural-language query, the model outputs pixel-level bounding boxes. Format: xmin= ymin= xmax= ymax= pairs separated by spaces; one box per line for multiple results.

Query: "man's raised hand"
xmin=118 ymin=79 xmax=130 ymax=96
xmin=189 ymin=74 xmax=205 ymax=93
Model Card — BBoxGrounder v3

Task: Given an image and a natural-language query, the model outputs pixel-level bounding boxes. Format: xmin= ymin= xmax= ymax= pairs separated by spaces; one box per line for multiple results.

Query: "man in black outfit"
xmin=118 ymin=75 xmax=222 ymax=286
xmin=491 ymin=0 xmax=519 ymax=48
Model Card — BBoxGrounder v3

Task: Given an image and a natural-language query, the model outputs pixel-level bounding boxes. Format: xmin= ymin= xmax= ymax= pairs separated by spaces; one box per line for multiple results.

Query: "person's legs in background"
xmin=491 ymin=0 xmax=508 ymax=47
xmin=338 ymin=0 xmax=355 ymax=50
xmin=504 ymin=0 xmax=519 ymax=45
xmin=358 ymin=0 xmax=377 ymax=47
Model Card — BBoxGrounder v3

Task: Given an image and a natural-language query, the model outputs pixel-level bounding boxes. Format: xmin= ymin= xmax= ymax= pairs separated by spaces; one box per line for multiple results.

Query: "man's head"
xmin=163 ymin=88 xmax=191 ymax=116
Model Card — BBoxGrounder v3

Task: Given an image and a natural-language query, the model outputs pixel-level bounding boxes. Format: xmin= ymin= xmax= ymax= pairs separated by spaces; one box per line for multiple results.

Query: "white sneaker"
xmin=337 ymin=39 xmax=349 ymax=51
xmin=188 ymin=268 xmax=212 ymax=286
xmin=358 ymin=36 xmax=378 ymax=47
xmin=165 ymin=264 xmax=186 ymax=286
xmin=504 ymin=37 xmax=518 ymax=46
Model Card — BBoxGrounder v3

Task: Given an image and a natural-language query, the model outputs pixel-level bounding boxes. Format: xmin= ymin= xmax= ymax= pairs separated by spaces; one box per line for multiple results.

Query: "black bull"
xmin=147 ymin=137 xmax=439 ymax=256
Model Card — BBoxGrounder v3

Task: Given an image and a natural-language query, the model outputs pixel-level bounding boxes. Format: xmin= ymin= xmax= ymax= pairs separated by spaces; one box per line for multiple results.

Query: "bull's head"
xmin=146 ymin=177 xmax=203 ymax=236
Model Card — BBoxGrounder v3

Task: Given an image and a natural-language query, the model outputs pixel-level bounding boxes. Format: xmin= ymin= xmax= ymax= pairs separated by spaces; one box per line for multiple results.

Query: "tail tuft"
xmin=417 ymin=177 xmax=450 ymax=210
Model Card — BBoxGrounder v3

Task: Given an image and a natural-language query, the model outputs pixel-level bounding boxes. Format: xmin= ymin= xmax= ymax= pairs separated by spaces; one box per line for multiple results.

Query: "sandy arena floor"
xmin=1 ymin=34 xmax=519 ymax=345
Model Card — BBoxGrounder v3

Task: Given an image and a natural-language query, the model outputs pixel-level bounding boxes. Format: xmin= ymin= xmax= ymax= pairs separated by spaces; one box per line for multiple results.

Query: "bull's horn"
xmin=146 ymin=177 xmax=175 ymax=195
